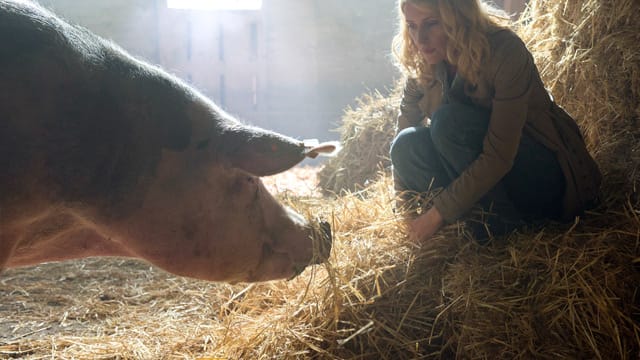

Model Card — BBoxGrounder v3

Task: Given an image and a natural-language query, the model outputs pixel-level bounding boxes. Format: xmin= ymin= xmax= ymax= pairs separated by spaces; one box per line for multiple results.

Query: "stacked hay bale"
xmin=518 ymin=0 xmax=640 ymax=205
xmin=317 ymin=87 xmax=400 ymax=195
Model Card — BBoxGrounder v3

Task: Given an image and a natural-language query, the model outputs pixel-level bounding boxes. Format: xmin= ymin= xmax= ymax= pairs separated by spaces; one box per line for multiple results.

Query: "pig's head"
xmin=96 ymin=97 xmax=332 ymax=283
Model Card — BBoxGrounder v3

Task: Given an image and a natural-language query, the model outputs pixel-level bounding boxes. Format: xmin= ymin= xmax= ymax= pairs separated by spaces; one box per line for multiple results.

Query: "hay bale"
xmin=517 ymin=0 xmax=640 ymax=205
xmin=438 ymin=215 xmax=640 ymax=358
xmin=317 ymin=85 xmax=401 ymax=195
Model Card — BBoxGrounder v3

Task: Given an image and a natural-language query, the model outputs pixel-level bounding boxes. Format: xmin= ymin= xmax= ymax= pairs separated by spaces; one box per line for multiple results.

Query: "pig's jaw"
xmin=232 ymin=219 xmax=331 ymax=283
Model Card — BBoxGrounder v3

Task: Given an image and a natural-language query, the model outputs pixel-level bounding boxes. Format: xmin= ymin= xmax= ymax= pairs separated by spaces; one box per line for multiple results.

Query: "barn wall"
xmin=33 ymin=0 xmax=526 ymax=140
xmin=38 ymin=0 xmax=397 ymax=140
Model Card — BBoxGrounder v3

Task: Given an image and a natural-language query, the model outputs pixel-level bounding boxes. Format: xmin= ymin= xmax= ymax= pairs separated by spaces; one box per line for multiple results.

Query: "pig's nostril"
xmin=309 ymin=219 xmax=332 ymax=265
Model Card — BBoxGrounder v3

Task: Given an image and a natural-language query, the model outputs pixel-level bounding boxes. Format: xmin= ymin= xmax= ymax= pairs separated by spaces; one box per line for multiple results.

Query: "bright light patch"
xmin=167 ymin=0 xmax=262 ymax=10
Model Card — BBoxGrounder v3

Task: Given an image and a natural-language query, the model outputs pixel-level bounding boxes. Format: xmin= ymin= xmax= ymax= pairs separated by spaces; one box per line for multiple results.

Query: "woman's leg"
xmin=429 ymin=104 xmax=524 ymax=241
xmin=504 ymin=133 xmax=565 ymax=221
xmin=430 ymin=104 xmax=518 ymax=213
xmin=390 ymin=126 xmax=452 ymax=212
xmin=429 ymin=104 xmax=491 ymax=177
xmin=429 ymin=103 xmax=565 ymax=241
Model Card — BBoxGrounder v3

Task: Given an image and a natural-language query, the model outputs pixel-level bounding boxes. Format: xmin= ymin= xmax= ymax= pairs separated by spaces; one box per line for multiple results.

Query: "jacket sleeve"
xmin=396 ymin=77 xmax=426 ymax=132
xmin=432 ymin=34 xmax=534 ymax=222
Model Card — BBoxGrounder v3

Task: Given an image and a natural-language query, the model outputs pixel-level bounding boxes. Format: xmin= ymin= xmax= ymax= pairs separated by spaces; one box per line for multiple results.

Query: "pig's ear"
xmin=219 ymin=127 xmax=306 ymax=176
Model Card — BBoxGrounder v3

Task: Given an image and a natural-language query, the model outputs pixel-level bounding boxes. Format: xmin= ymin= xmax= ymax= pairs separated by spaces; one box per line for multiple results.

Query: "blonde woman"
xmin=389 ymin=0 xmax=601 ymax=243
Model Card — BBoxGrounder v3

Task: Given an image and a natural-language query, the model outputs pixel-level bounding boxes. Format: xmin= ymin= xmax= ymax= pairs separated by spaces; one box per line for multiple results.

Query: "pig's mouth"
xmin=291 ymin=219 xmax=332 ymax=278
xmin=246 ymin=219 xmax=332 ymax=282
xmin=308 ymin=220 xmax=332 ymax=265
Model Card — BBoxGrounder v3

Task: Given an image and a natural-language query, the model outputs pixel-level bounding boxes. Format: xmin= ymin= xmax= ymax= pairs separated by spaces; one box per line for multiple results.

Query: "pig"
xmin=0 ymin=0 xmax=332 ymax=283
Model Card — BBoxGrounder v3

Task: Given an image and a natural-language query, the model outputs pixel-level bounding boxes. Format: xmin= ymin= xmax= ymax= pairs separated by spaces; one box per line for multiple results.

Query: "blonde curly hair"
xmin=392 ymin=0 xmax=510 ymax=86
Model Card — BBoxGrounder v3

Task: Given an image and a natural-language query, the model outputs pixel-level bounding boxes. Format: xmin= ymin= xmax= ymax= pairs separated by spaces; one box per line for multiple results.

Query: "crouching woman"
xmin=389 ymin=0 xmax=601 ymax=243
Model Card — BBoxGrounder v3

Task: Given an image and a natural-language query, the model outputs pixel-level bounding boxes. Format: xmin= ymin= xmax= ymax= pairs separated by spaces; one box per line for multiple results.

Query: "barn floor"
xmin=0 ymin=257 xmax=249 ymax=358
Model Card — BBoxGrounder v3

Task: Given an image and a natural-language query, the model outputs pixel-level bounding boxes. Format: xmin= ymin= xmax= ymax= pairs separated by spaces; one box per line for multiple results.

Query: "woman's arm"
xmin=397 ymin=77 xmax=426 ymax=132
xmin=432 ymin=32 xmax=535 ymax=223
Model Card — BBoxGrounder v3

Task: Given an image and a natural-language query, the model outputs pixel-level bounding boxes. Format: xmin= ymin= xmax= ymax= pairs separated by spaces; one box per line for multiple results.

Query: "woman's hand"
xmin=408 ymin=207 xmax=444 ymax=244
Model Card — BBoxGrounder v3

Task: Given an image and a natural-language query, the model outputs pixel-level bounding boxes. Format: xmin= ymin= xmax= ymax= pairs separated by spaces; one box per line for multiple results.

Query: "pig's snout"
xmin=309 ymin=220 xmax=332 ymax=265
xmin=288 ymin=219 xmax=332 ymax=280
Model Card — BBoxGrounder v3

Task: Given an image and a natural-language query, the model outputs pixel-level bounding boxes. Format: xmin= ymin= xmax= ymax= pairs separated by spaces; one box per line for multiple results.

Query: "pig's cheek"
xmin=247 ymin=250 xmax=292 ymax=282
xmin=236 ymin=182 xmax=265 ymax=222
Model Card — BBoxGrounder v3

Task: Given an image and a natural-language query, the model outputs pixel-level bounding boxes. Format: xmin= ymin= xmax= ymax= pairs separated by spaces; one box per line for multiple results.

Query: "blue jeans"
xmin=390 ymin=104 xmax=565 ymax=236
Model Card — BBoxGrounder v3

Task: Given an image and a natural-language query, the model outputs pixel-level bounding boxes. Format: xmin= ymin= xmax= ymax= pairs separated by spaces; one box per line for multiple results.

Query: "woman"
xmin=389 ymin=0 xmax=601 ymax=243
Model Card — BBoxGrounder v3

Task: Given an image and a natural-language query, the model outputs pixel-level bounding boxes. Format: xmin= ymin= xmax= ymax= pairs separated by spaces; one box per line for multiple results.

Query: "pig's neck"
xmin=74 ymin=57 xmax=204 ymax=218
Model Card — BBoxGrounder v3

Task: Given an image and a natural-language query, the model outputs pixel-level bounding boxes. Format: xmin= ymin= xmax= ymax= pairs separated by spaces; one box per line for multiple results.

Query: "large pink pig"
xmin=0 ymin=0 xmax=331 ymax=283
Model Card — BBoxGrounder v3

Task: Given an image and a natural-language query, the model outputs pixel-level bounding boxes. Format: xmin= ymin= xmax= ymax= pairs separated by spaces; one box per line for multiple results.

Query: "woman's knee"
xmin=430 ymin=104 xmax=489 ymax=152
xmin=430 ymin=104 xmax=462 ymax=144
xmin=390 ymin=127 xmax=424 ymax=163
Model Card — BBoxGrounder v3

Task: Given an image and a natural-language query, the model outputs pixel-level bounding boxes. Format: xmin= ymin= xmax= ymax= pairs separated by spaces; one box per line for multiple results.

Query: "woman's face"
xmin=403 ymin=1 xmax=448 ymax=65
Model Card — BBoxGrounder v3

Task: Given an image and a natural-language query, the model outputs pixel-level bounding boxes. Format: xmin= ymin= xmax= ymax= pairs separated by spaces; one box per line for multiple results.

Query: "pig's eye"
xmin=250 ymin=177 xmax=259 ymax=200
xmin=245 ymin=176 xmax=260 ymax=204
xmin=245 ymin=176 xmax=257 ymax=187
xmin=232 ymin=175 xmax=259 ymax=200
